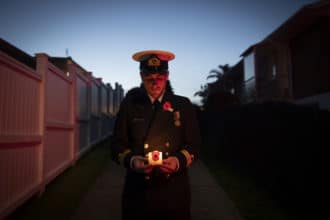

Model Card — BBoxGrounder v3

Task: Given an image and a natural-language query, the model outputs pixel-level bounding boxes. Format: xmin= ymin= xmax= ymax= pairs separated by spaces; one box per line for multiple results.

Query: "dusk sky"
xmin=1 ymin=0 xmax=318 ymax=104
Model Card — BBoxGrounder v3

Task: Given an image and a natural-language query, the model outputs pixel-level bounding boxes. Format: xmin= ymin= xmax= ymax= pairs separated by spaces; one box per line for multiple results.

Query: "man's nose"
xmin=151 ymin=79 xmax=158 ymax=84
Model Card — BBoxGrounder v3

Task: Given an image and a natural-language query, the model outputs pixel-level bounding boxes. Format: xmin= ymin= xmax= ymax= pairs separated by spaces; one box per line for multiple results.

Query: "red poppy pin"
xmin=163 ymin=101 xmax=174 ymax=112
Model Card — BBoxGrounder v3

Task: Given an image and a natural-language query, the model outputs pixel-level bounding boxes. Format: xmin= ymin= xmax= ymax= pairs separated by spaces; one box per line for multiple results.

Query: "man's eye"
xmin=145 ymin=77 xmax=164 ymax=82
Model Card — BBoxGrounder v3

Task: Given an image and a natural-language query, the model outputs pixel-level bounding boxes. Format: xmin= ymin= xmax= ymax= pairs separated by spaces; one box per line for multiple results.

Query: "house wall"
xmin=254 ymin=41 xmax=292 ymax=102
xmin=255 ymin=44 xmax=278 ymax=101
xmin=275 ymin=42 xmax=291 ymax=100
xmin=242 ymin=52 xmax=257 ymax=102
xmin=290 ymin=18 xmax=330 ymax=99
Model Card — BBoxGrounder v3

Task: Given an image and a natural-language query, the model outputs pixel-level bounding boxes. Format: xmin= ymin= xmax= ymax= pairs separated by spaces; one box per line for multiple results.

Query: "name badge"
xmin=132 ymin=117 xmax=145 ymax=123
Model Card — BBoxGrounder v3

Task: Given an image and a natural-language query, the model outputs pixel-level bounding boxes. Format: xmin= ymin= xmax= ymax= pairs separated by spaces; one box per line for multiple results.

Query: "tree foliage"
xmin=194 ymin=64 xmax=232 ymax=103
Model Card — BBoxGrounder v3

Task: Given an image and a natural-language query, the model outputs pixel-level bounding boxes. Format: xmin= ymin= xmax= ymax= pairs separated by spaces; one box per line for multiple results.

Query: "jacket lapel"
xmin=144 ymin=92 xmax=174 ymax=149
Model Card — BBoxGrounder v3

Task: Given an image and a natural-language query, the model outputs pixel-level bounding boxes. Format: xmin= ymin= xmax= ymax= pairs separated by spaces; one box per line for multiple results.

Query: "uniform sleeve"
xmin=173 ymin=98 xmax=201 ymax=171
xmin=110 ymin=98 xmax=134 ymax=168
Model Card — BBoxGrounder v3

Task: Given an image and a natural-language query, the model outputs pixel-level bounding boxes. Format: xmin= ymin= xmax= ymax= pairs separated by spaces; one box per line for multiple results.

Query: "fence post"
xmin=35 ymin=53 xmax=49 ymax=196
xmin=66 ymin=59 xmax=78 ymax=166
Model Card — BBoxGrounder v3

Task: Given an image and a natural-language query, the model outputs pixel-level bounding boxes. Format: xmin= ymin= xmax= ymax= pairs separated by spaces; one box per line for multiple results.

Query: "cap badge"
xmin=148 ymin=57 xmax=161 ymax=67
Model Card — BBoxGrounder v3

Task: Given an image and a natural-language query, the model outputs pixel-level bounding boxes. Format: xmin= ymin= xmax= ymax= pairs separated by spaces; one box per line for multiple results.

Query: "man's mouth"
xmin=151 ymin=86 xmax=160 ymax=91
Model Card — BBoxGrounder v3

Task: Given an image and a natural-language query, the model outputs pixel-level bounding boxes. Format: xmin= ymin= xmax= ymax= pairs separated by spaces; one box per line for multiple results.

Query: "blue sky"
xmin=1 ymin=0 xmax=318 ymax=104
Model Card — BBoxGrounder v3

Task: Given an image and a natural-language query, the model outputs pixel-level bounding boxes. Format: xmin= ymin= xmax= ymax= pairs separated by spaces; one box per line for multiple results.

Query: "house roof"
xmin=263 ymin=0 xmax=330 ymax=42
xmin=49 ymin=56 xmax=89 ymax=75
xmin=0 ymin=38 xmax=36 ymax=69
xmin=240 ymin=43 xmax=259 ymax=57
xmin=240 ymin=0 xmax=330 ymax=57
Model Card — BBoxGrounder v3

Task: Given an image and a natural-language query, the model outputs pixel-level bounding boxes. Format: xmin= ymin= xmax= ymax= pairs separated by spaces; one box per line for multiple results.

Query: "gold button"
xmin=165 ymin=152 xmax=169 ymax=156
xmin=144 ymin=144 xmax=149 ymax=149
xmin=165 ymin=142 xmax=170 ymax=147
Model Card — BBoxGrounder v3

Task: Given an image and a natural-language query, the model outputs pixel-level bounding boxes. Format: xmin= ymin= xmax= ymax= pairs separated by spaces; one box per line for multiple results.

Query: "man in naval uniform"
xmin=111 ymin=50 xmax=201 ymax=220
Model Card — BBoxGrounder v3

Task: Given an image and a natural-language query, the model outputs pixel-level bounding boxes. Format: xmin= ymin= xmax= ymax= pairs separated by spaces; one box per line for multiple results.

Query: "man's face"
xmin=141 ymin=72 xmax=168 ymax=99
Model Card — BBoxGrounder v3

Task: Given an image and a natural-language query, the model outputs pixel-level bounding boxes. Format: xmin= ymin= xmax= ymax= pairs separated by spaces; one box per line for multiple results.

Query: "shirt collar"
xmin=148 ymin=91 xmax=165 ymax=104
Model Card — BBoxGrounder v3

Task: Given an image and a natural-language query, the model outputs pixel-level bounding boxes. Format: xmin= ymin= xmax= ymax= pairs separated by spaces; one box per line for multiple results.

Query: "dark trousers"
xmin=122 ymin=171 xmax=191 ymax=220
xmin=122 ymin=202 xmax=191 ymax=220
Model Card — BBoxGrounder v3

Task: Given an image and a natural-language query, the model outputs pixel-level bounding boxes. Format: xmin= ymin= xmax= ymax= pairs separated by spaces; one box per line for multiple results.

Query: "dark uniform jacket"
xmin=111 ymin=86 xmax=201 ymax=217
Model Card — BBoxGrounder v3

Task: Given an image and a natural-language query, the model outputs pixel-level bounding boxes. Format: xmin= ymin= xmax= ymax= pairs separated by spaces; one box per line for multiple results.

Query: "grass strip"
xmin=202 ymin=157 xmax=297 ymax=220
xmin=8 ymin=139 xmax=112 ymax=220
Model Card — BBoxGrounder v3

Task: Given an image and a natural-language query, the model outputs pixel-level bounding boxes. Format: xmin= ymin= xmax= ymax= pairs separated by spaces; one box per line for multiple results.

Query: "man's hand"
xmin=159 ymin=156 xmax=179 ymax=174
xmin=131 ymin=156 xmax=153 ymax=174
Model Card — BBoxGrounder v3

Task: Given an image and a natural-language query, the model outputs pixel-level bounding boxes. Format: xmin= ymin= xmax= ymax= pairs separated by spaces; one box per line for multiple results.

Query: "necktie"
xmin=153 ymin=100 xmax=160 ymax=111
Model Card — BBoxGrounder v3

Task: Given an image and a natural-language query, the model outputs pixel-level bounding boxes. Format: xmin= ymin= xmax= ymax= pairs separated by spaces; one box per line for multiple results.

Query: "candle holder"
xmin=147 ymin=150 xmax=163 ymax=165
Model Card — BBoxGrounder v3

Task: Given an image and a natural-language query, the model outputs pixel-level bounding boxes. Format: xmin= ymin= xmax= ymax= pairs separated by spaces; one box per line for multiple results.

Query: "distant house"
xmin=225 ymin=59 xmax=244 ymax=97
xmin=240 ymin=0 xmax=330 ymax=110
xmin=0 ymin=38 xmax=36 ymax=69
xmin=224 ymin=59 xmax=245 ymax=102
xmin=113 ymin=82 xmax=124 ymax=114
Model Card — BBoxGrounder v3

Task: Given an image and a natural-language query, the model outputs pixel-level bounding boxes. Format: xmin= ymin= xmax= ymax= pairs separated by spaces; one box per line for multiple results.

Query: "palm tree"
xmin=207 ymin=64 xmax=233 ymax=93
xmin=194 ymin=84 xmax=209 ymax=105
xmin=207 ymin=64 xmax=231 ymax=82
xmin=195 ymin=63 xmax=240 ymax=109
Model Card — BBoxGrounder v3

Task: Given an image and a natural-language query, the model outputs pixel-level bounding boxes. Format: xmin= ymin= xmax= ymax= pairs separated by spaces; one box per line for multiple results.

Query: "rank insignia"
xmin=174 ymin=120 xmax=181 ymax=127
xmin=174 ymin=111 xmax=181 ymax=127
xmin=174 ymin=111 xmax=180 ymax=120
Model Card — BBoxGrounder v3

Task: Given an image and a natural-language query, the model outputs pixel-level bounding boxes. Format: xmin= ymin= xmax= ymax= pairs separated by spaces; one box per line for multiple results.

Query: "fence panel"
xmin=89 ymin=79 xmax=101 ymax=144
xmin=43 ymin=63 xmax=74 ymax=183
xmin=75 ymin=72 xmax=90 ymax=155
xmin=0 ymin=52 xmax=42 ymax=218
